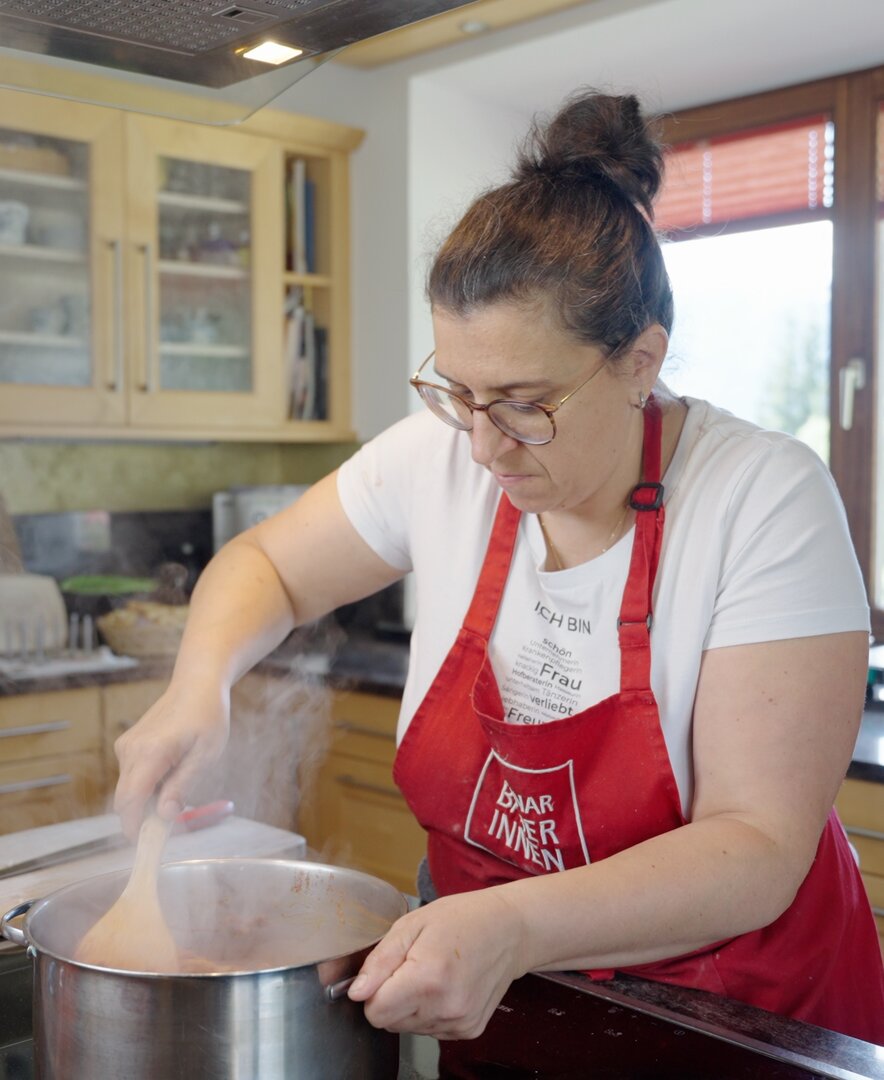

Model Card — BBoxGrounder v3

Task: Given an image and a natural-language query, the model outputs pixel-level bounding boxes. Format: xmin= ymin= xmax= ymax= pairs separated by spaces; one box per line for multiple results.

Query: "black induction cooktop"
xmin=2 ymin=945 xmax=882 ymax=1079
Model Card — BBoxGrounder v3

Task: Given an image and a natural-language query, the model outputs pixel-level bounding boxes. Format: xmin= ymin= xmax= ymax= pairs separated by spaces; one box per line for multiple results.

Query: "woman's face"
xmin=431 ymin=300 xmax=654 ymax=516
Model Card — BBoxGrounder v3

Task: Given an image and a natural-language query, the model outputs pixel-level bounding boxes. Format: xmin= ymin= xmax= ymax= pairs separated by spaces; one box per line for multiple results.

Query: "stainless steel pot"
xmin=1 ymin=858 xmax=407 ymax=1079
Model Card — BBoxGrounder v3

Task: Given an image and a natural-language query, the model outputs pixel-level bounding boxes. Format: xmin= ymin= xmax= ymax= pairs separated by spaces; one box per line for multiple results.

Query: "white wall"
xmin=407 ymin=78 xmax=526 ymax=401
xmin=276 ymin=0 xmax=883 ymax=440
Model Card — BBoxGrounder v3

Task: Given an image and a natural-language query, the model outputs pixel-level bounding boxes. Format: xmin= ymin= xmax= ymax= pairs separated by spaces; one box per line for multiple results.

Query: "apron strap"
xmin=462 ymin=493 xmax=521 ymax=637
xmin=618 ymin=396 xmax=665 ymax=692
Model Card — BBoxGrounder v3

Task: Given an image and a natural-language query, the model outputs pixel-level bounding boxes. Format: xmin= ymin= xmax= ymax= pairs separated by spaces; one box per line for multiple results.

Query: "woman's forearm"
xmin=499 ymin=815 xmax=808 ymax=974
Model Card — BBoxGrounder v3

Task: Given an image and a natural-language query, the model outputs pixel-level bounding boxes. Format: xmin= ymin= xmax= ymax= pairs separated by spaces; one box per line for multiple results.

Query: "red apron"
xmin=393 ymin=399 xmax=884 ymax=1044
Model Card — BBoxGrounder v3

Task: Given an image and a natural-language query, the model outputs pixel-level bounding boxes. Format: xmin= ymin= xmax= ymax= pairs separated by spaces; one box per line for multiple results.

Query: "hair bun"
xmin=515 ymin=91 xmax=664 ymax=218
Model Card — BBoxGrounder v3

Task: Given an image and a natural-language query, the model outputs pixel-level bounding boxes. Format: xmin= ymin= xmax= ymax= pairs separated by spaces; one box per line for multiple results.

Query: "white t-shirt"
xmin=336 ymin=398 xmax=869 ymax=812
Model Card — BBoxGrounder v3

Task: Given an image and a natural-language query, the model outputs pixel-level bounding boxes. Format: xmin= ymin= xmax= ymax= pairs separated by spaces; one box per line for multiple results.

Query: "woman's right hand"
xmin=113 ymin=677 xmax=231 ymax=839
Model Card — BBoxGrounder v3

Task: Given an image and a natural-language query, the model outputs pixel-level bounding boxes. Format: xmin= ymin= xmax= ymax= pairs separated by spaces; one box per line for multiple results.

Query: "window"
xmin=658 ymin=66 xmax=884 ymax=636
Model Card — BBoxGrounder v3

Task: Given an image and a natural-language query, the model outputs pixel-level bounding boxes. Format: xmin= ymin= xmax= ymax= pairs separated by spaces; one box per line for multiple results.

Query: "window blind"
xmin=655 ymin=115 xmax=833 ymax=234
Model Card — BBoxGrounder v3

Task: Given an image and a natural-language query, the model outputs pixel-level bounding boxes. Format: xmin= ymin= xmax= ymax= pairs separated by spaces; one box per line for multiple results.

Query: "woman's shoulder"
xmin=675 ymin=397 xmax=832 ymax=483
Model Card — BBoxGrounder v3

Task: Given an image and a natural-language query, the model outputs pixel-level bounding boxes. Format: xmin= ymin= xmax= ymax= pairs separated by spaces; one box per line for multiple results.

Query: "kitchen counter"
xmin=1 ymin=943 xmax=882 ymax=1078
xmin=0 ymin=629 xmax=411 ymax=699
xmin=3 ymin=631 xmax=884 ymax=784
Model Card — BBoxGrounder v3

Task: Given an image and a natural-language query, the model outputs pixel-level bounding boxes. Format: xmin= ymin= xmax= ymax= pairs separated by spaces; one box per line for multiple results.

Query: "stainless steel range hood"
xmin=0 ymin=0 xmax=478 ymax=124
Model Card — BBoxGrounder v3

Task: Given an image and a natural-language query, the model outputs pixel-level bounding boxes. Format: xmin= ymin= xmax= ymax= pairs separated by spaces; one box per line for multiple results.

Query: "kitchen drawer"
xmin=836 ymin=777 xmax=884 ymax=833
xmin=103 ymin=679 xmax=168 ymax=734
xmin=851 ymin=834 xmax=884 ymax=877
xmin=0 ymin=687 xmax=102 ymax=764
xmin=329 ymin=690 xmax=398 ymax=766
xmin=0 ymin=749 xmax=105 ymax=833
xmin=308 ymin=754 xmax=426 ymax=895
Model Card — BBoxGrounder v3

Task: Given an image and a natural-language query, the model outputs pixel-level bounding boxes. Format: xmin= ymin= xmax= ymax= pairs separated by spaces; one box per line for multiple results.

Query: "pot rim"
xmin=3 ymin=856 xmax=408 ymax=979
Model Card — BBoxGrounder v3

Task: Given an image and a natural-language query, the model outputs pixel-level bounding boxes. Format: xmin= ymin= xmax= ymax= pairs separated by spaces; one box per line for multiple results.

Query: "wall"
xmin=407 ymin=78 xmax=526 ymax=379
xmin=0 ymin=441 xmax=356 ymax=514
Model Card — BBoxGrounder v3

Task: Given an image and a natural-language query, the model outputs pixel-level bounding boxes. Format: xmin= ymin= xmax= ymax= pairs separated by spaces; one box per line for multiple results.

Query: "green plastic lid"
xmin=61 ymin=574 xmax=157 ymax=596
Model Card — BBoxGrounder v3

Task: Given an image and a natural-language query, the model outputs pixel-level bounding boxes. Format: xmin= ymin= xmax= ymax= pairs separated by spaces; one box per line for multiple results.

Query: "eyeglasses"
xmin=409 ymin=351 xmax=605 ymax=445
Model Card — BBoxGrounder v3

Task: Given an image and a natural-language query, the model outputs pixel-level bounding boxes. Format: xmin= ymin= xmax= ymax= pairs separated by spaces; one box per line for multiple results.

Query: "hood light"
xmin=458 ymin=19 xmax=490 ymax=34
xmin=241 ymin=41 xmax=303 ymax=65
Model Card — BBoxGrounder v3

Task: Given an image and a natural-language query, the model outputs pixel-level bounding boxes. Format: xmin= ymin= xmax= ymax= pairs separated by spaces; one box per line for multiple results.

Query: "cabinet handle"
xmin=873 ymin=906 xmax=884 ymax=918
xmin=335 ymin=774 xmax=400 ymax=799
xmin=0 ymin=774 xmax=72 ymax=796
xmin=106 ymin=238 xmax=124 ymax=391
xmin=0 ymin=720 xmax=70 ymax=739
xmin=839 ymin=357 xmax=866 ymax=430
xmin=334 ymin=721 xmax=394 ymax=741
xmin=844 ymin=824 xmax=884 ymax=843
xmin=137 ymin=241 xmax=155 ymax=392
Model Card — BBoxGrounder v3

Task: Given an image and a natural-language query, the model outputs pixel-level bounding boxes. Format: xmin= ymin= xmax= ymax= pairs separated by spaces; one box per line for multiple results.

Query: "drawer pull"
xmin=335 ymin=774 xmax=400 ymax=799
xmin=874 ymin=907 xmax=884 ymax=918
xmin=0 ymin=720 xmax=71 ymax=740
xmin=0 ymin=773 xmax=72 ymax=796
xmin=334 ymin=721 xmax=394 ymax=741
xmin=844 ymin=825 xmax=884 ymax=843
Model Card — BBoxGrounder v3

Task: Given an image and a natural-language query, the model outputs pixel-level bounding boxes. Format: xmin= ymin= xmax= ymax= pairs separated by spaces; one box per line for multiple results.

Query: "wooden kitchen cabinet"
xmin=0 ymin=687 xmax=105 ymax=832
xmin=101 ymin=677 xmax=169 ymax=771
xmin=835 ymin=778 xmax=884 ymax=955
xmin=0 ymin=67 xmax=361 ymax=441
xmin=298 ymin=690 xmax=427 ymax=895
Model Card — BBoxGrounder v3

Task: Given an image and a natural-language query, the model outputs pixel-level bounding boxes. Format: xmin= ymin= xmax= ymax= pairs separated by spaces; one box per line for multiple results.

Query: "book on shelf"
xmin=304 ymin=178 xmax=316 ymax=274
xmin=284 ymin=288 xmax=327 ymax=421
xmin=287 ymin=158 xmax=316 ymax=275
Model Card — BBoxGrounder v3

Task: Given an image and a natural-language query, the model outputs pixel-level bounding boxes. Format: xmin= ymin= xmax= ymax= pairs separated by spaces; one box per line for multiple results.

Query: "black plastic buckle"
xmin=629 ymin=482 xmax=664 ymax=511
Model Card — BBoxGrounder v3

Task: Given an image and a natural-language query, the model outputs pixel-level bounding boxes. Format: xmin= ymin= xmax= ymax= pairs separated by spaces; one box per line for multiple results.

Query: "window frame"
xmin=658 ymin=64 xmax=884 ymax=638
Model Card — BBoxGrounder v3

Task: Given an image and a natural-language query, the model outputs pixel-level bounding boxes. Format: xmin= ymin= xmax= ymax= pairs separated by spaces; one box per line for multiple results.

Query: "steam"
xmin=185 ymin=615 xmax=347 ymax=834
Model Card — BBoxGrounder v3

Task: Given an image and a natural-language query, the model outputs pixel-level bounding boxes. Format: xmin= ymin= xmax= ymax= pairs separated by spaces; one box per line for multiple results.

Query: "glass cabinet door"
xmin=125 ymin=115 xmax=282 ymax=429
xmin=156 ymin=160 xmax=252 ymax=393
xmin=0 ymin=93 xmax=124 ymax=428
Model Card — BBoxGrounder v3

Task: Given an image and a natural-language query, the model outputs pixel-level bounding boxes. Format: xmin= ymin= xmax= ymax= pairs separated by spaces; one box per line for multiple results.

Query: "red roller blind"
xmin=655 ymin=115 xmax=833 ymax=234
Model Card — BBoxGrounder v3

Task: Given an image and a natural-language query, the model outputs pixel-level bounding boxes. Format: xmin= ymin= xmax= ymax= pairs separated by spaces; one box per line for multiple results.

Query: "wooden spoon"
xmin=74 ymin=809 xmax=178 ymax=972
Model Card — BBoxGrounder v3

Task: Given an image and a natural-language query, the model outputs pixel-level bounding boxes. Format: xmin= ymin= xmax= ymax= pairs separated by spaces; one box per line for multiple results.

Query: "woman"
xmin=114 ymin=90 xmax=884 ymax=1045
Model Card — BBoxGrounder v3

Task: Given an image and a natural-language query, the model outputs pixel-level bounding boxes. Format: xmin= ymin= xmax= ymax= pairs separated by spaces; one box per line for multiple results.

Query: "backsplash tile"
xmin=0 ymin=440 xmax=358 ymax=514
xmin=13 ymin=507 xmax=406 ymax=633
xmin=15 ymin=509 xmax=212 ymax=589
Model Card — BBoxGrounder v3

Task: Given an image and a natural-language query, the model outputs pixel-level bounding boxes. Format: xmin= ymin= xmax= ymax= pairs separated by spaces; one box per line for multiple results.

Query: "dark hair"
xmin=427 ymin=90 xmax=673 ymax=358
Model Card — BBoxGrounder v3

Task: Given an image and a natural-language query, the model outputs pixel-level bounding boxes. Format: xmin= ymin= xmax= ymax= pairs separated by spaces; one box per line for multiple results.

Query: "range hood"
xmin=0 ymin=0 xmax=477 ymax=124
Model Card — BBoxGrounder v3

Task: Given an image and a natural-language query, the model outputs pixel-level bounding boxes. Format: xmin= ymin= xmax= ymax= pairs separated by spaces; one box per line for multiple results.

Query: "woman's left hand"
xmin=347 ymin=888 xmax=527 ymax=1040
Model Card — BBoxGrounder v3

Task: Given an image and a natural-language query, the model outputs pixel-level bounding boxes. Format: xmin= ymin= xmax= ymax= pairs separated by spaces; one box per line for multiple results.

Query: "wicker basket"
xmin=97 ymin=601 xmax=189 ymax=658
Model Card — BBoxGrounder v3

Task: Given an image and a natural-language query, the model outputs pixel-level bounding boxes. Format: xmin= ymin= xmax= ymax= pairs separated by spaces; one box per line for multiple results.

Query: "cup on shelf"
xmin=28 ymin=303 xmax=68 ymax=336
xmin=59 ymin=294 xmax=89 ymax=337
xmin=0 ymin=200 xmax=29 ymax=245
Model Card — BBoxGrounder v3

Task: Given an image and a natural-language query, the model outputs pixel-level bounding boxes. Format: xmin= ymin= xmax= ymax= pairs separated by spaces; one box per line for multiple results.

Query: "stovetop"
xmin=2 ymin=945 xmax=882 ymax=1079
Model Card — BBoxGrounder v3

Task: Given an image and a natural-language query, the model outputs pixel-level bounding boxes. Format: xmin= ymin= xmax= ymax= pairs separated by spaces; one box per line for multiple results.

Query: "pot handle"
xmin=325 ymin=976 xmax=356 ymax=1003
xmin=1 ymin=899 xmax=34 ymax=947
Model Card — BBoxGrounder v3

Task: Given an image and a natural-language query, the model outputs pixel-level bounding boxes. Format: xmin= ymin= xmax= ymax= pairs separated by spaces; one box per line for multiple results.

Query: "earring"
xmin=637 ymin=391 xmax=647 ymax=410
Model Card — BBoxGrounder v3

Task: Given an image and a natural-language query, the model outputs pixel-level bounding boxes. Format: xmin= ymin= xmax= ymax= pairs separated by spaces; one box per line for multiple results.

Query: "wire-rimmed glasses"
xmin=409 ymin=351 xmax=605 ymax=446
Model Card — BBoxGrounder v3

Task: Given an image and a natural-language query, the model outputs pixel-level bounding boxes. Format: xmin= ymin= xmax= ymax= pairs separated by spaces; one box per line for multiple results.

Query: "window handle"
xmin=839 ymin=357 xmax=866 ymax=430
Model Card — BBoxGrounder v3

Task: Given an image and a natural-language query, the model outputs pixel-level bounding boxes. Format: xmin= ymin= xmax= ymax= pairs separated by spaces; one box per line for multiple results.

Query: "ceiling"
xmin=366 ymin=0 xmax=884 ymax=119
